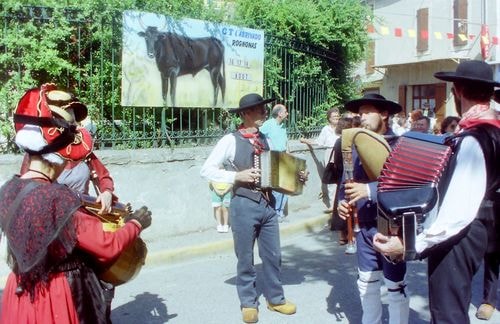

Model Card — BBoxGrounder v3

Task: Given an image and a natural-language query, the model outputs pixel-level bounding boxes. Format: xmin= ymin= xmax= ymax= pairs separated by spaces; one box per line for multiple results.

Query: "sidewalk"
xmin=144 ymin=198 xmax=331 ymax=267
xmin=0 ymin=198 xmax=332 ymax=285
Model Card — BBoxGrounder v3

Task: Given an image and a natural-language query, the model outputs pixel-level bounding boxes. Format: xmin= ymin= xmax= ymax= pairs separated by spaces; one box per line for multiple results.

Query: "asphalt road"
xmin=110 ymin=227 xmax=500 ymax=324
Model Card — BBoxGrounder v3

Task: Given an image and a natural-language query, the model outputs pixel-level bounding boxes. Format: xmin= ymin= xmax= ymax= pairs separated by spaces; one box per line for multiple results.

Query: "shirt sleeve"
xmin=200 ymin=134 xmax=237 ymax=184
xmin=316 ymin=126 xmax=328 ymax=147
xmin=88 ymin=153 xmax=115 ymax=196
xmin=415 ymin=136 xmax=487 ymax=253
xmin=75 ymin=210 xmax=141 ymax=264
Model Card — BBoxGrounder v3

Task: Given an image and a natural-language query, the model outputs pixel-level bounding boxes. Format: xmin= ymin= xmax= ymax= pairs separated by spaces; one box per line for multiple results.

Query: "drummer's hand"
xmin=298 ymin=170 xmax=309 ymax=183
xmin=344 ymin=182 xmax=368 ymax=205
xmin=235 ymin=168 xmax=260 ymax=183
xmin=337 ymin=200 xmax=351 ymax=220
xmin=96 ymin=190 xmax=113 ymax=214
xmin=373 ymin=233 xmax=404 ymax=259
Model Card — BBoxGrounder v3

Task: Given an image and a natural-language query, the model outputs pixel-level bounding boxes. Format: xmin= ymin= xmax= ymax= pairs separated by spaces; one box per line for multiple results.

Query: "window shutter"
xmin=366 ymin=41 xmax=375 ymax=74
xmin=434 ymin=83 xmax=447 ymax=125
xmin=398 ymin=85 xmax=407 ymax=114
xmin=454 ymin=0 xmax=468 ymax=46
xmin=417 ymin=8 xmax=429 ymax=52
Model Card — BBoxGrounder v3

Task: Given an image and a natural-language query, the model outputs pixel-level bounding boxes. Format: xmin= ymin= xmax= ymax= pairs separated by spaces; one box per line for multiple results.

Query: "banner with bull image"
xmin=122 ymin=10 xmax=265 ymax=108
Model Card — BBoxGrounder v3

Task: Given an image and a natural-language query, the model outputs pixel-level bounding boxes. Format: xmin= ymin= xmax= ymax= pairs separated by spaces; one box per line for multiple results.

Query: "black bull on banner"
xmin=138 ymin=26 xmax=226 ymax=107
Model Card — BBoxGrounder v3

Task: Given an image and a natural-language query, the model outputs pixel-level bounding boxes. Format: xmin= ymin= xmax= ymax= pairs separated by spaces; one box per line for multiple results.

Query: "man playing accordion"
xmin=374 ymin=60 xmax=500 ymax=323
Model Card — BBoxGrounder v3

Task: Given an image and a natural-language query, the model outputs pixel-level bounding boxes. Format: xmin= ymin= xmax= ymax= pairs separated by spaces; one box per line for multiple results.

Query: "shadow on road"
xmin=111 ymin=292 xmax=177 ymax=323
xmin=280 ymin=228 xmax=432 ymax=323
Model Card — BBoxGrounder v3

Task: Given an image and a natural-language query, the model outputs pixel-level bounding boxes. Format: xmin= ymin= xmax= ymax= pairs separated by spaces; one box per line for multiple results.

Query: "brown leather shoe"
xmin=267 ymin=300 xmax=296 ymax=315
xmin=242 ymin=307 xmax=258 ymax=323
xmin=476 ymin=303 xmax=495 ymax=320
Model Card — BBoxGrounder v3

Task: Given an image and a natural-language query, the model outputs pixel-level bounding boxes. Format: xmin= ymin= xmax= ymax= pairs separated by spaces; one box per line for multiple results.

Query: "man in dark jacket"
xmin=374 ymin=60 xmax=500 ymax=323
xmin=337 ymin=93 xmax=409 ymax=324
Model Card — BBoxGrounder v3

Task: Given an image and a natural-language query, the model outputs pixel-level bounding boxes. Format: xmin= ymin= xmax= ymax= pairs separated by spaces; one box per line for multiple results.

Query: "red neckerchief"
xmin=458 ymin=104 xmax=500 ymax=130
xmin=238 ymin=124 xmax=265 ymax=154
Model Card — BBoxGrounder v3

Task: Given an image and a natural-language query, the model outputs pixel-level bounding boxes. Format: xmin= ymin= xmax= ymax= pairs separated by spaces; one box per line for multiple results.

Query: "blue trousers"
xmin=271 ymin=191 xmax=288 ymax=217
xmin=230 ymin=194 xmax=285 ymax=308
xmin=356 ymin=225 xmax=407 ymax=282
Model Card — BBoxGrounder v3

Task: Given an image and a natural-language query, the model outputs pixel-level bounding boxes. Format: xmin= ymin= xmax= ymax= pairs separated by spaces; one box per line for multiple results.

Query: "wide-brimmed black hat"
xmin=228 ymin=93 xmax=275 ymax=113
xmin=345 ymin=93 xmax=402 ymax=115
xmin=434 ymin=60 xmax=500 ymax=86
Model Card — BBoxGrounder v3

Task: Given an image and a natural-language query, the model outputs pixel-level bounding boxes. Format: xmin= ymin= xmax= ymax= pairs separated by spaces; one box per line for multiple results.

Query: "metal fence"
xmin=1 ymin=6 xmax=333 ymax=150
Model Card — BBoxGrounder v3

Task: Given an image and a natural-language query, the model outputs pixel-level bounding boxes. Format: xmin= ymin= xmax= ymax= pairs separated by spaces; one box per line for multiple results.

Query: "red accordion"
xmin=377 ymin=132 xmax=454 ymax=260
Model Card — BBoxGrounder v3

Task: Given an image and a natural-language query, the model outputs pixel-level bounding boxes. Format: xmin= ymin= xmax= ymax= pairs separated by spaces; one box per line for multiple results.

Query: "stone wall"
xmin=0 ymin=140 xmax=329 ymax=241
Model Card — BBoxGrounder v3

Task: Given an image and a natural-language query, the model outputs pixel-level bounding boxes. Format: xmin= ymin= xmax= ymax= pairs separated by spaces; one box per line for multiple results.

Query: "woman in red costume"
xmin=0 ymin=84 xmax=152 ymax=323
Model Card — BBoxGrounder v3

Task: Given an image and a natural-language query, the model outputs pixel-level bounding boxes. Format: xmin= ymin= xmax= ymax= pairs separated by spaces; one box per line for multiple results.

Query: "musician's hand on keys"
xmin=298 ymin=170 xmax=309 ymax=183
xmin=96 ymin=190 xmax=113 ymax=214
xmin=373 ymin=233 xmax=404 ymax=259
xmin=337 ymin=200 xmax=351 ymax=220
xmin=235 ymin=168 xmax=261 ymax=183
xmin=344 ymin=182 xmax=369 ymax=205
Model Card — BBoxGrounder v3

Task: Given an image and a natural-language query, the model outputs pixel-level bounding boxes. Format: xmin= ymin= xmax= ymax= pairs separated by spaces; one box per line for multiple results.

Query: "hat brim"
xmin=67 ymin=102 xmax=88 ymax=122
xmin=228 ymin=98 xmax=276 ymax=113
xmin=345 ymin=98 xmax=402 ymax=115
xmin=434 ymin=72 xmax=500 ymax=87
xmin=49 ymin=105 xmax=75 ymax=124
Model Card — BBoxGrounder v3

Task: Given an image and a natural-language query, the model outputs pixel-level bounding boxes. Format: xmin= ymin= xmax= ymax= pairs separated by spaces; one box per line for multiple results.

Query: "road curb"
xmin=0 ymin=214 xmax=331 ymax=286
xmin=145 ymin=213 xmax=331 ymax=267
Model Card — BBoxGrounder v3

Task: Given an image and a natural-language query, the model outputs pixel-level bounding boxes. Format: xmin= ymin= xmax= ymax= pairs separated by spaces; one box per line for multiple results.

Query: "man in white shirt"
xmin=200 ymin=93 xmax=298 ymax=323
xmin=374 ymin=60 xmax=500 ymax=323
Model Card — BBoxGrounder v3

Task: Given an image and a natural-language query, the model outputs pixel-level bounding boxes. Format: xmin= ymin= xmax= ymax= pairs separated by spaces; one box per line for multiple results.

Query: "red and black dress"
xmin=0 ymin=176 xmax=140 ymax=323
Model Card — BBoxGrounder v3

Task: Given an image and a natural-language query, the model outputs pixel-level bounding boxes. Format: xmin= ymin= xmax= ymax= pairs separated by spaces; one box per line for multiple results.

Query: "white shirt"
xmin=316 ymin=125 xmax=338 ymax=148
xmin=200 ymin=134 xmax=238 ymax=184
xmin=415 ymin=136 xmax=487 ymax=253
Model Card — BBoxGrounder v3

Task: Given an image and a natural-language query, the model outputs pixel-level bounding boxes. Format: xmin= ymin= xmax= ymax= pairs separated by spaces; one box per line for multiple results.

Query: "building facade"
xmin=357 ymin=0 xmax=500 ymax=129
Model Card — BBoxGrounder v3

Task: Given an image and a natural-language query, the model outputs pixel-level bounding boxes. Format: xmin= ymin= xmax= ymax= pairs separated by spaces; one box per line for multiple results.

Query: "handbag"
xmin=321 ymin=148 xmax=342 ymax=184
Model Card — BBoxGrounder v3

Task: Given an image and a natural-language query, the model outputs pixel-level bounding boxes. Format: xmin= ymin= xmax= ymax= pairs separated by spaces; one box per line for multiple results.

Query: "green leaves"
xmin=0 ymin=0 xmax=370 ymax=151
xmin=232 ymin=0 xmax=370 ymax=125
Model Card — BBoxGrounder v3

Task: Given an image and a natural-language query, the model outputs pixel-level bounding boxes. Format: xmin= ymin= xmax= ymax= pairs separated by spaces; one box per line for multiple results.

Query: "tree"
xmin=0 ymin=0 xmax=369 ymax=151
xmin=232 ymin=0 xmax=370 ymax=126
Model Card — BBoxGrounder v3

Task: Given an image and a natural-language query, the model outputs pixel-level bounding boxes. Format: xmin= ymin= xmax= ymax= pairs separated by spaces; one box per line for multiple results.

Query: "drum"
xmin=81 ymin=194 xmax=148 ymax=286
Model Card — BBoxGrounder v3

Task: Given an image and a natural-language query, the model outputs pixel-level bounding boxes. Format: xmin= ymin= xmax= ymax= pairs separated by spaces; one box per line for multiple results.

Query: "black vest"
xmin=228 ymin=130 xmax=270 ymax=202
xmin=455 ymin=125 xmax=500 ymax=251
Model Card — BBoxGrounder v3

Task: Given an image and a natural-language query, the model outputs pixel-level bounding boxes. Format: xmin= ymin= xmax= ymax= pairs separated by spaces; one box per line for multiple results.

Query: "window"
xmin=417 ymin=8 xmax=429 ymax=52
xmin=453 ymin=0 xmax=468 ymax=46
xmin=412 ymin=84 xmax=436 ymax=117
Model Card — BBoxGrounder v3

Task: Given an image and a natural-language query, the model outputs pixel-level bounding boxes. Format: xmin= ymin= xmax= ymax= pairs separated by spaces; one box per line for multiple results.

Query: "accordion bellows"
xmin=341 ymin=128 xmax=391 ymax=181
xmin=378 ymin=132 xmax=453 ymax=220
xmin=260 ymin=151 xmax=306 ymax=195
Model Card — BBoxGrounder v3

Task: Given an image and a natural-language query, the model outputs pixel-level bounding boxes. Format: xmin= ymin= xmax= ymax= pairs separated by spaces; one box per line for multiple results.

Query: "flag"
xmin=480 ymin=24 xmax=490 ymax=60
